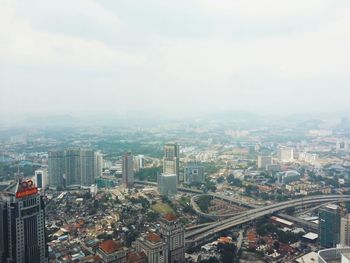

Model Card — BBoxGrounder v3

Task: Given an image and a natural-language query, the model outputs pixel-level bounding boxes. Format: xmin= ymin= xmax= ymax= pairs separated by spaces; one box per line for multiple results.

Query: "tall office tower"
xmin=184 ymin=162 xmax=204 ymax=184
xmin=33 ymin=169 xmax=48 ymax=189
xmin=48 ymin=150 xmax=65 ymax=189
xmin=138 ymin=155 xmax=145 ymax=170
xmin=277 ymin=146 xmax=294 ymax=162
xmin=257 ymin=155 xmax=272 ymax=170
xmin=0 ymin=180 xmax=49 ymax=263
xmin=94 ymin=151 xmax=103 ymax=178
xmin=163 ymin=143 xmax=180 ymax=180
xmin=135 ymin=233 xmax=168 ymax=263
xmin=0 ymin=202 xmax=5 ymax=261
xmin=122 ymin=152 xmax=134 ymax=188
xmin=134 ymin=155 xmax=145 ymax=172
xmin=340 ymin=214 xmax=350 ymax=246
xmin=65 ymin=148 xmax=81 ymax=187
xmin=319 ymin=204 xmax=341 ymax=248
xmin=159 ymin=214 xmax=185 ymax=263
xmin=157 ymin=174 xmax=177 ymax=196
xmin=80 ymin=149 xmax=95 ymax=186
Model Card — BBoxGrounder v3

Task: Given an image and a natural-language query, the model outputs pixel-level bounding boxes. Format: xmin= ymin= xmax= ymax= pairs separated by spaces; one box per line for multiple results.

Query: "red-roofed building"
xmin=135 ymin=233 xmax=168 ymax=263
xmin=146 ymin=233 xmax=162 ymax=243
xmin=126 ymin=251 xmax=147 ymax=263
xmin=163 ymin=213 xmax=177 ymax=222
xmin=160 ymin=214 xmax=185 ymax=263
xmin=96 ymin=239 xmax=128 ymax=263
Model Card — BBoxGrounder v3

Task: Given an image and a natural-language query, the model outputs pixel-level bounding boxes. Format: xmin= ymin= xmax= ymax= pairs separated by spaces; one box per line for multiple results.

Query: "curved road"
xmin=186 ymin=195 xmax=350 ymax=245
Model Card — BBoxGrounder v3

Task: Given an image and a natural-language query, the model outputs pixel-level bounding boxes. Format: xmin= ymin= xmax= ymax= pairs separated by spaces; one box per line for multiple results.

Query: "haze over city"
xmin=2 ymin=1 xmax=350 ymax=263
xmin=1 ymin=0 xmax=350 ymax=121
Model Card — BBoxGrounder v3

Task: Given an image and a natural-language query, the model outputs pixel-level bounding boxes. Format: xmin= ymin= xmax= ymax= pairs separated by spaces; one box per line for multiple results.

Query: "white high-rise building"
xmin=157 ymin=174 xmax=177 ymax=196
xmin=33 ymin=169 xmax=48 ymax=189
xmin=277 ymin=146 xmax=294 ymax=162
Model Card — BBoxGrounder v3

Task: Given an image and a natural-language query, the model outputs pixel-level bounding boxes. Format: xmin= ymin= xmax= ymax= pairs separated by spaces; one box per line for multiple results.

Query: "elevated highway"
xmin=185 ymin=195 xmax=350 ymax=246
xmin=134 ymin=181 xmax=350 ymax=246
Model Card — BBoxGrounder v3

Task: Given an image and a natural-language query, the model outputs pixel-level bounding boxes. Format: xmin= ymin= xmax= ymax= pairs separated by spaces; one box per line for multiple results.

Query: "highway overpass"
xmin=185 ymin=195 xmax=350 ymax=246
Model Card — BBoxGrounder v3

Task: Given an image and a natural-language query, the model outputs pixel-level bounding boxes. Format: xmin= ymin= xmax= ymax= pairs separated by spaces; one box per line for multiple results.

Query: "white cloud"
xmin=0 ymin=1 xmax=141 ymax=68
xmin=1 ymin=0 xmax=350 ymax=117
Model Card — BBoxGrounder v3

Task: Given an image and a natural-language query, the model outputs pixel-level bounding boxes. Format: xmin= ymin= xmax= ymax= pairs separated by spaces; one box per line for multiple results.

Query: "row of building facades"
xmin=48 ymin=149 xmax=103 ymax=189
xmin=47 ymin=143 xmax=205 ymax=197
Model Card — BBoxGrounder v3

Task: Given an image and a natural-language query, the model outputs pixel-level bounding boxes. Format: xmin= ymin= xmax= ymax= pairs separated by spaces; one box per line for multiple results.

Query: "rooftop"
xmin=99 ymin=240 xmax=121 ymax=254
xmin=146 ymin=233 xmax=162 ymax=243
xmin=163 ymin=213 xmax=177 ymax=221
xmin=302 ymin=232 xmax=319 ymax=241
xmin=127 ymin=251 xmax=147 ymax=262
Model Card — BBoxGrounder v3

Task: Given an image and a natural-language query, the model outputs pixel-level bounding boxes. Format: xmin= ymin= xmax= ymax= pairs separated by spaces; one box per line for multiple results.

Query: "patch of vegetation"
xmin=135 ymin=166 xmax=162 ymax=182
xmin=151 ymin=202 xmax=175 ymax=215
xmin=196 ymin=195 xmax=213 ymax=213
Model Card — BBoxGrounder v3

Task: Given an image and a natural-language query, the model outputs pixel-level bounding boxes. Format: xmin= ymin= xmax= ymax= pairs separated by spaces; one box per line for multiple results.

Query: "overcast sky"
xmin=1 ymin=0 xmax=350 ymax=119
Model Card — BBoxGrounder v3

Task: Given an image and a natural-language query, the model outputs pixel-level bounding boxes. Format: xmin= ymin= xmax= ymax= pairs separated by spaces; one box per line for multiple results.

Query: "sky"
xmin=1 ymin=0 xmax=350 ymax=120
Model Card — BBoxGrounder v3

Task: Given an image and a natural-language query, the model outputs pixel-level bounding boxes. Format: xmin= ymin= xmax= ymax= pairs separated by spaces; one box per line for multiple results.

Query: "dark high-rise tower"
xmin=122 ymin=152 xmax=134 ymax=188
xmin=65 ymin=148 xmax=81 ymax=187
xmin=48 ymin=150 xmax=65 ymax=189
xmin=319 ymin=204 xmax=340 ymax=248
xmin=0 ymin=180 xmax=48 ymax=263
xmin=80 ymin=149 xmax=95 ymax=186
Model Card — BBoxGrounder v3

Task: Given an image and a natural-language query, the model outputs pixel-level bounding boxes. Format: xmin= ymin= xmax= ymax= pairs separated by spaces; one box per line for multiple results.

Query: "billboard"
xmin=16 ymin=180 xmax=38 ymax=199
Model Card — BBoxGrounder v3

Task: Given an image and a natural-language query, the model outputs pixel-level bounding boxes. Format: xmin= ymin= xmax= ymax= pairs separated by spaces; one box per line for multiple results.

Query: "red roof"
xmin=99 ymin=240 xmax=121 ymax=254
xmin=127 ymin=251 xmax=147 ymax=263
xmin=146 ymin=233 xmax=162 ymax=243
xmin=163 ymin=213 xmax=177 ymax=221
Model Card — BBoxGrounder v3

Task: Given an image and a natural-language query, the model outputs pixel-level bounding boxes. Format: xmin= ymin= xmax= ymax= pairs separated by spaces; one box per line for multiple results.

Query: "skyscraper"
xmin=48 ymin=150 xmax=65 ymax=189
xmin=163 ymin=143 xmax=180 ymax=180
xmin=80 ymin=149 xmax=95 ymax=186
xmin=94 ymin=151 xmax=103 ymax=178
xmin=48 ymin=148 xmax=98 ymax=189
xmin=65 ymin=148 xmax=81 ymax=187
xmin=319 ymin=204 xmax=340 ymax=248
xmin=33 ymin=169 xmax=48 ymax=189
xmin=0 ymin=180 xmax=49 ymax=263
xmin=157 ymin=174 xmax=177 ymax=196
xmin=340 ymin=213 xmax=350 ymax=246
xmin=159 ymin=214 xmax=184 ymax=263
xmin=184 ymin=162 xmax=204 ymax=184
xmin=277 ymin=146 xmax=294 ymax=162
xmin=122 ymin=152 xmax=134 ymax=188
xmin=134 ymin=155 xmax=145 ymax=172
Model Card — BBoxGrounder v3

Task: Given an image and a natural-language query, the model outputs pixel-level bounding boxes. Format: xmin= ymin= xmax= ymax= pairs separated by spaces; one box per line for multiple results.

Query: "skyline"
xmin=1 ymin=0 xmax=350 ymax=119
